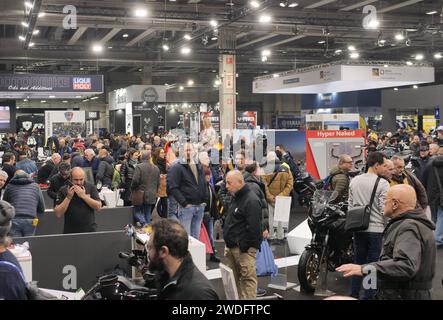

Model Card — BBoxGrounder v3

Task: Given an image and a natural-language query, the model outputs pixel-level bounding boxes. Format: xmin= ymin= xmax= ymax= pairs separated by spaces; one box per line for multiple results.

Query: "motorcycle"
xmin=297 ymin=190 xmax=353 ymax=293
xmin=293 ymin=172 xmax=324 ymax=207
xmin=82 ymin=225 xmax=158 ymax=300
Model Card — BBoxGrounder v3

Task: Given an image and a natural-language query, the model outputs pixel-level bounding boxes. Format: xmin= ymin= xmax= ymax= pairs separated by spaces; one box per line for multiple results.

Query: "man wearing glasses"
xmin=328 ymin=154 xmax=353 ymax=204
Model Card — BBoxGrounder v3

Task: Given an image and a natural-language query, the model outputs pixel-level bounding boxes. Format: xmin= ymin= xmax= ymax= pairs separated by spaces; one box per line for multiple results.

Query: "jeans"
xmin=167 ymin=196 xmax=179 ymax=222
xmin=133 ymin=204 xmax=153 ymax=226
xmin=178 ymin=204 xmax=204 ymax=239
xmin=351 ymin=232 xmax=383 ymax=300
xmin=436 ymin=207 xmax=443 ymax=247
xmin=203 ymin=212 xmax=215 ymax=250
xmin=10 ymin=219 xmax=36 ymax=237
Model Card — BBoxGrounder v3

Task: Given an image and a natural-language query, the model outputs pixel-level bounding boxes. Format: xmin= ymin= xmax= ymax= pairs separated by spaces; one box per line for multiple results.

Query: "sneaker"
xmin=256 ymin=288 xmax=267 ymax=297
xmin=209 ymin=254 xmax=221 ymax=263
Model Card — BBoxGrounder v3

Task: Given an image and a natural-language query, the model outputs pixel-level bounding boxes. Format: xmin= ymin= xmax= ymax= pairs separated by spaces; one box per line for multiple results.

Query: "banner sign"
xmin=200 ymin=111 xmax=220 ymax=133
xmin=45 ymin=111 xmax=86 ymax=140
xmin=236 ymin=111 xmax=257 ymax=129
xmin=0 ymin=74 xmax=103 ymax=93
xmin=274 ymin=116 xmax=303 ymax=129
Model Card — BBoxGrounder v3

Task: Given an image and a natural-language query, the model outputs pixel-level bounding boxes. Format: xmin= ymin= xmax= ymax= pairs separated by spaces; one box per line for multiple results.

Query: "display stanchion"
xmin=267 ymin=196 xmax=296 ymax=291
xmin=314 ymin=235 xmax=335 ymax=297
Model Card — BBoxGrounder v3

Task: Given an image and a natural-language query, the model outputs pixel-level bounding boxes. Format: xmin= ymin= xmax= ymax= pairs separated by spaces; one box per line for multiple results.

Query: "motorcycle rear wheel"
xmin=297 ymin=249 xmax=321 ymax=294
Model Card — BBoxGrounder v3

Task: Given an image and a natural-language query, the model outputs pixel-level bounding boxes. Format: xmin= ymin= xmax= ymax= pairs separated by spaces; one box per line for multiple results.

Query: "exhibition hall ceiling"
xmin=1 ymin=0 xmax=443 ymax=89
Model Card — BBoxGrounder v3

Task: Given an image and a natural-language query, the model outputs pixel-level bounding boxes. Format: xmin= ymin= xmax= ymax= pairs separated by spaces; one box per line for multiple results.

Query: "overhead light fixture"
xmin=179 ymin=86 xmax=184 ymax=91
xmin=318 ymin=40 xmax=326 ymax=44
xmin=181 ymin=46 xmax=191 ymax=55
xmin=434 ymin=53 xmax=443 ymax=59
xmin=187 ymin=79 xmax=194 ymax=86
xmin=379 ymin=39 xmax=386 ymax=44
xmin=62 ymin=100 xmax=68 ymax=103
xmin=210 ymin=20 xmax=218 ymax=27
xmin=334 ymin=49 xmax=342 ymax=54
xmin=49 ymin=95 xmax=55 ymax=98
xmin=394 ymin=88 xmax=399 ymax=91
xmin=33 ymin=29 xmax=39 ymax=35
xmin=92 ymin=44 xmax=103 ymax=53
xmin=214 ymin=79 xmax=221 ymax=86
xmin=288 ymin=1 xmax=298 ymax=7
xmin=415 ymin=54 xmax=424 ymax=61
xmin=395 ymin=33 xmax=405 ymax=41
xmin=75 ymin=95 xmax=82 ymax=98
xmin=350 ymin=52 xmax=360 ymax=59
xmin=261 ymin=56 xmax=268 ymax=62
xmin=273 ymin=74 xmax=280 ymax=78
xmin=250 ymin=1 xmax=260 ymax=8
xmin=236 ymin=73 xmax=239 ymax=77
xmin=211 ymin=36 xmax=218 ymax=41
xmin=348 ymin=45 xmax=356 ymax=51
xmin=162 ymin=44 xmax=170 ymax=51
xmin=29 ymin=42 xmax=35 ymax=47
xmin=413 ymin=85 xmax=418 ymax=89
xmin=23 ymin=99 xmax=28 ymax=102
xmin=368 ymin=19 xmax=380 ymax=29
xmin=80 ymin=67 xmax=84 ymax=70
xmin=24 ymin=1 xmax=33 ymax=9
xmin=122 ymin=33 xmax=129 ymax=38
xmin=138 ymin=68 xmax=142 ymax=72
xmin=134 ymin=8 xmax=148 ymax=17
xmin=262 ymin=49 xmax=271 ymax=57
xmin=18 ymin=35 xmax=26 ymax=41
xmin=280 ymin=1 xmax=286 ymax=7
xmin=108 ymin=46 xmax=113 ymax=49
xmin=38 ymin=12 xmax=45 ymax=18
xmin=259 ymin=14 xmax=272 ymax=24
xmin=40 ymin=100 xmax=46 ymax=103
xmin=21 ymin=21 xmax=29 ymax=28
xmin=426 ymin=10 xmax=438 ymax=15
xmin=406 ymin=61 xmax=413 ymax=66
xmin=184 ymin=34 xmax=192 ymax=40
xmin=384 ymin=64 xmax=389 ymax=67
xmin=91 ymin=96 xmax=99 ymax=100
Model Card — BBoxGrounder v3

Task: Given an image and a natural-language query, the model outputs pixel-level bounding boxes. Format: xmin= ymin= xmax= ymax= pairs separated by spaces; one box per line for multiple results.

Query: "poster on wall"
xmin=423 ymin=115 xmax=437 ymax=134
xmin=17 ymin=115 xmax=45 ymax=133
xmin=200 ymin=111 xmax=220 ymax=133
xmin=0 ymin=104 xmax=11 ymax=131
xmin=236 ymin=111 xmax=257 ymax=129
xmin=133 ymin=103 xmax=165 ymax=134
xmin=306 ymin=130 xmax=365 ymax=179
xmin=45 ymin=111 xmax=86 ymax=140
xmin=273 ymin=116 xmax=304 ymax=130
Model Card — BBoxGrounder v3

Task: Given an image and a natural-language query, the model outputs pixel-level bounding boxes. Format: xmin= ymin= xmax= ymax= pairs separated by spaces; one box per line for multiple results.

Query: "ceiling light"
xmin=214 ymin=79 xmax=221 ymax=86
xmin=395 ymin=33 xmax=405 ymax=41
xmin=280 ymin=1 xmax=286 ymax=7
xmin=394 ymin=88 xmax=399 ymax=91
xmin=108 ymin=46 xmax=113 ymax=49
xmin=40 ymin=100 xmax=46 ymax=103
xmin=162 ymin=44 xmax=170 ymax=51
xmin=80 ymin=67 xmax=84 ymax=70
xmin=384 ymin=64 xmax=389 ymax=67
xmin=18 ymin=35 xmax=26 ymax=41
xmin=288 ymin=2 xmax=298 ymax=7
xmin=318 ymin=40 xmax=326 ymax=44
xmin=236 ymin=73 xmax=239 ymax=77
xmin=179 ymin=86 xmax=184 ymax=91
xmin=415 ymin=54 xmax=424 ymax=61
xmin=210 ymin=20 xmax=218 ymax=27
xmin=38 ymin=12 xmax=45 ymax=18
xmin=49 ymin=95 xmax=55 ymax=98
xmin=250 ymin=1 xmax=260 ymax=8
xmin=134 ymin=8 xmax=148 ymax=17
xmin=184 ymin=34 xmax=192 ymax=40
xmin=181 ymin=47 xmax=191 ymax=55
xmin=273 ymin=74 xmax=279 ymax=78
xmin=348 ymin=45 xmax=356 ymax=51
xmin=23 ymin=99 xmax=28 ymax=102
xmin=211 ymin=36 xmax=218 ymax=41
xmin=413 ymin=85 xmax=418 ymax=89
xmin=434 ymin=53 xmax=443 ymax=59
xmin=406 ymin=28 xmax=418 ymax=32
xmin=334 ymin=49 xmax=342 ymax=54
xmin=187 ymin=79 xmax=194 ymax=86
xmin=368 ymin=19 xmax=380 ymax=29
xmin=24 ymin=1 xmax=33 ymax=9
xmin=350 ymin=52 xmax=360 ymax=59
xmin=21 ymin=21 xmax=29 ymax=28
xmin=259 ymin=15 xmax=272 ymax=24
xmin=62 ymin=100 xmax=68 ymax=103
xmin=29 ymin=42 xmax=35 ymax=47
xmin=33 ymin=29 xmax=39 ymax=35
xmin=426 ymin=10 xmax=438 ymax=15
xmin=261 ymin=56 xmax=268 ymax=62
xmin=91 ymin=44 xmax=103 ymax=53
xmin=379 ymin=39 xmax=386 ymax=44
xmin=122 ymin=34 xmax=129 ymax=38
xmin=75 ymin=95 xmax=82 ymax=98
xmin=262 ymin=49 xmax=271 ymax=56
xmin=406 ymin=61 xmax=413 ymax=66
xmin=138 ymin=68 xmax=142 ymax=72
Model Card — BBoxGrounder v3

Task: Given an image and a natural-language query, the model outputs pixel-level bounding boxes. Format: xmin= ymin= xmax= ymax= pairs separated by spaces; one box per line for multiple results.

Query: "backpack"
xmin=112 ymin=165 xmax=122 ymax=190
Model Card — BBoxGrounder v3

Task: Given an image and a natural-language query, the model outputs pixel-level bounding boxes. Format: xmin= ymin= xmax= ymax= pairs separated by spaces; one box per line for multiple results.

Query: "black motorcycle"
xmin=297 ymin=190 xmax=353 ymax=293
xmin=293 ymin=172 xmax=323 ymax=207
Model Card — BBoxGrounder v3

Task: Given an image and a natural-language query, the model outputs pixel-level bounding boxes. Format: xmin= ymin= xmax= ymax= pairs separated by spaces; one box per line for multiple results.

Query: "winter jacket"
xmin=424 ymin=156 xmax=443 ymax=209
xmin=120 ymin=159 xmax=137 ymax=202
xmin=366 ymin=209 xmax=436 ymax=300
xmin=1 ymin=163 xmax=15 ymax=186
xmin=413 ymin=156 xmax=430 ymax=182
xmin=80 ymin=156 xmax=100 ymax=177
xmin=216 ymin=179 xmax=233 ymax=216
xmin=243 ymin=171 xmax=269 ymax=232
xmin=15 ymin=158 xmax=38 ymax=176
xmin=390 ymin=170 xmax=428 ymax=209
xmin=57 ymin=146 xmax=72 ymax=159
xmin=96 ymin=156 xmax=114 ymax=188
xmin=47 ymin=173 xmax=70 ymax=202
xmin=131 ymin=161 xmax=160 ymax=205
xmin=3 ymin=173 xmax=45 ymax=218
xmin=282 ymin=152 xmax=301 ymax=179
xmin=155 ymin=158 xmax=168 ymax=197
xmin=37 ymin=159 xmax=57 ymax=184
xmin=167 ymin=161 xmax=208 ymax=208
xmin=329 ymin=166 xmax=350 ymax=204
xmin=156 ymin=253 xmax=218 ymax=300
xmin=223 ymin=184 xmax=262 ymax=252
xmin=262 ymin=160 xmax=294 ymax=204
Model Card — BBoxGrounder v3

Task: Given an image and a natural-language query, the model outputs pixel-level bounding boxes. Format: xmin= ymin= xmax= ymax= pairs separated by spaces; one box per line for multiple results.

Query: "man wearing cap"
xmin=0 ymin=200 xmax=28 ymax=300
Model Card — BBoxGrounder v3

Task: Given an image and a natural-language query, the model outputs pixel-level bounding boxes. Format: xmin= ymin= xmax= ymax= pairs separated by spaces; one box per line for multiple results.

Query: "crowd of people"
xmin=0 ymin=123 xmax=442 ymax=300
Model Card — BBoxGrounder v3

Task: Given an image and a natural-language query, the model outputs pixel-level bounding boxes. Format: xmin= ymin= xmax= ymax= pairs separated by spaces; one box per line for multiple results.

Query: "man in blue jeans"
xmin=348 ymin=151 xmax=390 ymax=299
xmin=167 ymin=143 xmax=208 ymax=239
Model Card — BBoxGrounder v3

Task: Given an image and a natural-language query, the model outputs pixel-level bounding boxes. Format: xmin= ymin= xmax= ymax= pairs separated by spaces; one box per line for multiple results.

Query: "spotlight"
xmin=288 ymin=1 xmax=298 ymax=7
xmin=181 ymin=47 xmax=191 ymax=55
xmin=395 ymin=33 xmax=405 ymax=41
xmin=413 ymin=85 xmax=418 ymax=89
xmin=21 ymin=21 xmax=29 ymax=28
xmin=38 ymin=12 xmax=45 ymax=18
xmin=210 ymin=20 xmax=218 ymax=27
xmin=348 ymin=45 xmax=356 ymax=51
xmin=162 ymin=44 xmax=170 ymax=51
xmin=259 ymin=15 xmax=272 ymax=24
xmin=262 ymin=49 xmax=271 ymax=57
xmin=334 ymin=49 xmax=342 ymax=54
xmin=134 ymin=8 xmax=148 ymax=17
xmin=406 ymin=61 xmax=413 ymax=66
xmin=33 ymin=29 xmax=39 ymax=35
xmin=350 ymin=52 xmax=360 ymax=59
xmin=318 ymin=40 xmax=326 ymax=44
xmin=184 ymin=34 xmax=192 ymax=40
xmin=24 ymin=1 xmax=33 ymax=9
xmin=179 ymin=86 xmax=184 ymax=91
xmin=384 ymin=64 xmax=389 ymax=67
xmin=187 ymin=79 xmax=194 ymax=86
xmin=426 ymin=10 xmax=438 ymax=15
xmin=394 ymin=88 xmax=399 ymax=91
xmin=273 ymin=74 xmax=279 ymax=78
xmin=18 ymin=35 xmax=26 ymax=41
xmin=250 ymin=1 xmax=260 ymax=8
xmin=261 ymin=56 xmax=268 ymax=62
xmin=434 ymin=53 xmax=443 ymax=59
xmin=122 ymin=33 xmax=129 ymax=38
xmin=92 ymin=44 xmax=104 ymax=53
xmin=415 ymin=54 xmax=424 ymax=61
xmin=280 ymin=1 xmax=286 ymax=7
xmin=29 ymin=42 xmax=35 ymax=47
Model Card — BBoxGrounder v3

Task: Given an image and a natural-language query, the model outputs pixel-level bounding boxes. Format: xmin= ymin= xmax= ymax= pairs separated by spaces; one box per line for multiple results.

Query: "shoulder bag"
xmin=345 ymin=177 xmax=381 ymax=232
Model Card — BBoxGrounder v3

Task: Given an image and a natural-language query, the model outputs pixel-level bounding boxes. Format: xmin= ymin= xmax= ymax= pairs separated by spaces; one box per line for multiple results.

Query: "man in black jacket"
xmin=96 ymin=149 xmax=114 ymax=188
xmin=337 ymin=184 xmax=436 ymax=300
xmin=167 ymin=143 xmax=207 ymax=239
xmin=37 ymin=153 xmax=61 ymax=184
xmin=223 ymin=170 xmax=262 ymax=299
xmin=149 ymin=219 xmax=219 ymax=300
xmin=47 ymin=163 xmax=71 ymax=206
xmin=1 ymin=153 xmax=16 ymax=187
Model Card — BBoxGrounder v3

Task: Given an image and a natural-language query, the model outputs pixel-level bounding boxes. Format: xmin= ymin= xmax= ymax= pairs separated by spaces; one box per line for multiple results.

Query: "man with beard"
xmin=148 ymin=219 xmax=219 ymax=300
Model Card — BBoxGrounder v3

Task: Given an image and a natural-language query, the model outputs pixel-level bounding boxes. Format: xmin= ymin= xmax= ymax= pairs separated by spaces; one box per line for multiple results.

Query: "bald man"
xmin=223 ymin=170 xmax=262 ymax=299
xmin=54 ymin=167 xmax=102 ymax=234
xmin=37 ymin=153 xmax=61 ymax=184
xmin=337 ymin=185 xmax=436 ymax=300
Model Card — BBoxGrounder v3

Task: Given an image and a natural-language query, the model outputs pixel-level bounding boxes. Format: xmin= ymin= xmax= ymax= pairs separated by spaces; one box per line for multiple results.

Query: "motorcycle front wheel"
xmin=297 ymin=248 xmax=321 ymax=294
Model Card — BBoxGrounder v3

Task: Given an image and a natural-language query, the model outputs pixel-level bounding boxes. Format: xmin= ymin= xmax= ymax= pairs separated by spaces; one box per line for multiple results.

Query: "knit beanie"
xmin=0 ymin=200 xmax=15 ymax=239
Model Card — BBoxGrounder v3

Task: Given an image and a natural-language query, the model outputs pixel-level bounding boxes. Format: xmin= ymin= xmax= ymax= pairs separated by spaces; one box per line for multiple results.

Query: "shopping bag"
xmin=256 ymin=240 xmax=278 ymax=277
xmin=199 ymin=223 xmax=214 ymax=254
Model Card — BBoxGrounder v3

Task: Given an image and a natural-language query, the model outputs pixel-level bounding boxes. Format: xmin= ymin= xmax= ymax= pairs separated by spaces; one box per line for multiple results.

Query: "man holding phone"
xmin=54 ymin=167 xmax=102 ymax=234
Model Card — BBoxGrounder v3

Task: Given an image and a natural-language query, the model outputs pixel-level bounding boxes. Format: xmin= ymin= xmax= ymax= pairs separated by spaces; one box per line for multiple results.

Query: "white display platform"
xmin=39 ymin=288 xmax=85 ymax=300
xmin=287 ymin=219 xmax=312 ymax=255
xmin=9 ymin=244 xmax=32 ymax=282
